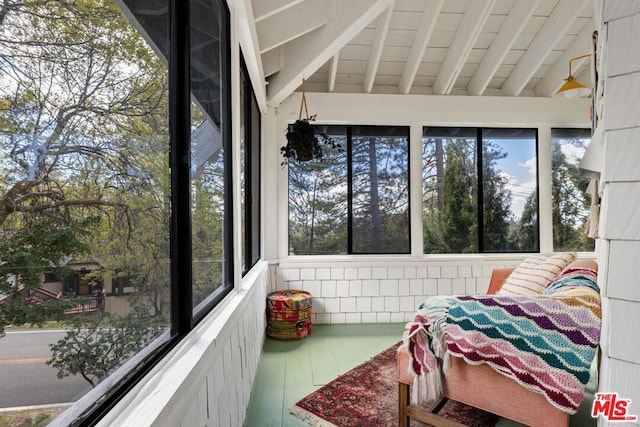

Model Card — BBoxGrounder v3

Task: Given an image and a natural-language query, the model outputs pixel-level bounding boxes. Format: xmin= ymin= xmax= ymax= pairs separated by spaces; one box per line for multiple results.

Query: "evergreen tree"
xmin=481 ymin=141 xmax=514 ymax=251
xmin=440 ymin=139 xmax=477 ymax=253
xmin=551 ymin=140 xmax=594 ymax=251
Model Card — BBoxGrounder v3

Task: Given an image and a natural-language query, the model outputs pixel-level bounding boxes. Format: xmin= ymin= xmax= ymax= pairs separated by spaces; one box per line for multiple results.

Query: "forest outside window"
xmin=550 ymin=128 xmax=594 ymax=252
xmin=422 ymin=127 xmax=539 ymax=253
xmin=288 ymin=125 xmax=410 ymax=255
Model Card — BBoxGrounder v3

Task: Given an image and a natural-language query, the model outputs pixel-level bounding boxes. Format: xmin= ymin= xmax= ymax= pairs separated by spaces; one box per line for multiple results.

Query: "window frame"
xmin=240 ymin=55 xmax=261 ymax=275
xmin=422 ymin=126 xmax=540 ymax=254
xmin=64 ymin=1 xmax=234 ymax=424
xmin=288 ymin=124 xmax=411 ymax=255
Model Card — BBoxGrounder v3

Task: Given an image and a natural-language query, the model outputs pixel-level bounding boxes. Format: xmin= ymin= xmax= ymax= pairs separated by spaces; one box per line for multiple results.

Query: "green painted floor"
xmin=244 ymin=323 xmax=597 ymax=427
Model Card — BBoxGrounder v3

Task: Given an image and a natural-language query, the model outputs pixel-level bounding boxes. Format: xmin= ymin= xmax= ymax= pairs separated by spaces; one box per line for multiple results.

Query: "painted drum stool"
xmin=266 ymin=290 xmax=312 ymax=340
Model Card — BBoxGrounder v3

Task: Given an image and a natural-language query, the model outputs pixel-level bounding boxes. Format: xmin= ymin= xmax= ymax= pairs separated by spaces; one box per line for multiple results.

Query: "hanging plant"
xmin=280 ymin=80 xmax=341 ymax=165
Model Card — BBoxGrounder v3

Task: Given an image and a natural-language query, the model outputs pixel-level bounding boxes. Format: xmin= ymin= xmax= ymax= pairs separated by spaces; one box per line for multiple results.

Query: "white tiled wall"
xmin=272 ymin=258 xmax=524 ymax=324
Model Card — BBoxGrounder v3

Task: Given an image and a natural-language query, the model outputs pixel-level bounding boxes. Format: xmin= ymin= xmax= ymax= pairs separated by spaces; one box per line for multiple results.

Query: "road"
xmin=0 ymin=329 xmax=91 ymax=409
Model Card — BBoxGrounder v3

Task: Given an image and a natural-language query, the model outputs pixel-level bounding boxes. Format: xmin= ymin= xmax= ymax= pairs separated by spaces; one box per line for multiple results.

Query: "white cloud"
xmin=560 ymin=143 xmax=585 ymax=165
xmin=519 ymin=156 xmax=537 ymax=175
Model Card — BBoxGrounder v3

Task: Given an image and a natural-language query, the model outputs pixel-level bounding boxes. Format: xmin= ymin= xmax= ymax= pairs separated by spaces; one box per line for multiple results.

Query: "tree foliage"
xmin=288 ymin=130 xmax=410 ymax=254
xmin=47 ymin=306 xmax=164 ymax=387
xmin=0 ymin=0 xmax=171 ymax=329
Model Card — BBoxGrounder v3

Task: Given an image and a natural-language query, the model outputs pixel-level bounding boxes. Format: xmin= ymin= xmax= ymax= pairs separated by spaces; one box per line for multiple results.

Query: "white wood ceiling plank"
xmin=501 ymin=0 xmax=590 ymax=96
xmin=364 ymin=6 xmax=393 ymax=93
xmin=340 ymin=45 xmax=372 ymax=61
xmin=389 ymin=11 xmax=423 ymax=30
xmin=398 ymin=0 xmax=445 ymax=94
xmin=533 ymin=18 xmax=593 ymax=96
xmin=267 ymin=0 xmax=394 ymax=105
xmin=252 ymin=0 xmax=303 ymax=22
xmin=432 ymin=0 xmax=496 ymax=95
xmin=256 ymin=0 xmax=330 ymax=54
xmin=261 ymin=47 xmax=284 ymax=77
xmin=467 ymin=0 xmax=540 ymax=96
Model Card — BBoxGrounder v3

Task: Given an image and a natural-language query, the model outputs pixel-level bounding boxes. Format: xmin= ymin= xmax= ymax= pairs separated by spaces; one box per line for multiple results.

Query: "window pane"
xmin=482 ymin=128 xmax=538 ymax=252
xmin=240 ymin=60 xmax=261 ymax=274
xmin=0 ymin=0 xmax=170 ymax=409
xmin=551 ymin=128 xmax=594 ymax=252
xmin=190 ymin=0 xmax=230 ymax=310
xmin=422 ymin=128 xmax=478 ymax=253
xmin=248 ymin=85 xmax=261 ymax=268
xmin=288 ymin=127 xmax=348 ymax=255
xmin=422 ymin=127 xmax=539 ymax=253
xmin=240 ymin=67 xmax=247 ymax=273
xmin=351 ymin=126 xmax=410 ymax=253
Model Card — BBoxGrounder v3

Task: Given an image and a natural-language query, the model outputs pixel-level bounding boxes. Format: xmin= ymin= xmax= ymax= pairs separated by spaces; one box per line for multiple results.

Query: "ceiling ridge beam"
xmin=534 ymin=18 xmax=594 ymax=97
xmin=267 ymin=0 xmax=394 ymax=106
xmin=432 ymin=0 xmax=495 ymax=95
xmin=501 ymin=0 xmax=590 ymax=96
xmin=328 ymin=53 xmax=340 ymax=92
xmin=364 ymin=5 xmax=393 ymax=93
xmin=467 ymin=0 xmax=541 ymax=96
xmin=398 ymin=0 xmax=444 ymax=94
xmin=257 ymin=0 xmax=331 ymax=54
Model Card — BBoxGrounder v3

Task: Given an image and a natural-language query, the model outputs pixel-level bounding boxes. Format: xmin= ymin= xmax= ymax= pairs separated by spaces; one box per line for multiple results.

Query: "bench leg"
xmin=399 ymin=382 xmax=410 ymax=427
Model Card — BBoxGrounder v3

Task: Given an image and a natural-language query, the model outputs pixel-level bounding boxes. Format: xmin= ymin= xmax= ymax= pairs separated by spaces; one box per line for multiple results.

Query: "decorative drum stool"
xmin=266 ymin=290 xmax=312 ymax=340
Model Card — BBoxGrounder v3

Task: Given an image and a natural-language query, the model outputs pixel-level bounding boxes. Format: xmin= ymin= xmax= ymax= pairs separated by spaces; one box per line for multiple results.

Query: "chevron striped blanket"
xmin=401 ymin=267 xmax=600 ymax=414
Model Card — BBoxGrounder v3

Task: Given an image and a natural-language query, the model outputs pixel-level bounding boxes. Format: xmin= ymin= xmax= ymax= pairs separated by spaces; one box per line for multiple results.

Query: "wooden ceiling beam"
xmin=534 ymin=18 xmax=594 ymax=97
xmin=267 ymin=0 xmax=393 ymax=105
xmin=501 ymin=0 xmax=590 ymax=96
xmin=256 ymin=0 xmax=330 ymax=54
xmin=467 ymin=0 xmax=540 ymax=96
xmin=364 ymin=6 xmax=393 ymax=93
xmin=398 ymin=0 xmax=444 ymax=94
xmin=328 ymin=53 xmax=340 ymax=92
xmin=432 ymin=0 xmax=495 ymax=95
xmin=252 ymin=0 xmax=303 ymax=23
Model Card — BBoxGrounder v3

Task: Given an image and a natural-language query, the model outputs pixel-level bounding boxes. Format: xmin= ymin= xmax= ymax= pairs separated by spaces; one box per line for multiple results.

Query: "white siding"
xmin=597 ymin=1 xmax=640 ymax=425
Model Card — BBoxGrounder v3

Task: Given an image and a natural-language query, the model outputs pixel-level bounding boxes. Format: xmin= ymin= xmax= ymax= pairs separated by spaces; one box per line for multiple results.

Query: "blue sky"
xmin=493 ymin=137 xmax=590 ymax=219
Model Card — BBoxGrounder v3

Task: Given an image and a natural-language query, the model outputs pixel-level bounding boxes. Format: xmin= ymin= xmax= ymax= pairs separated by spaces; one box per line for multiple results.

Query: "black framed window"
xmin=422 ymin=127 xmax=539 ymax=253
xmin=288 ymin=125 xmax=410 ymax=255
xmin=240 ymin=57 xmax=261 ymax=275
xmin=187 ymin=0 xmax=233 ymax=316
xmin=0 ymin=0 xmax=232 ymax=424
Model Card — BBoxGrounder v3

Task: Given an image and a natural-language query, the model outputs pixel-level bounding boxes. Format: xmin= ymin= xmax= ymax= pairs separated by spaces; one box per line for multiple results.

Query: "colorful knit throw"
xmin=401 ymin=267 xmax=601 ymax=414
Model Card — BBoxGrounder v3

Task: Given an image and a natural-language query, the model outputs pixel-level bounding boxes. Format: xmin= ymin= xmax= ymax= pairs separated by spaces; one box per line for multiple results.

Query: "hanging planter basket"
xmin=281 ymin=80 xmax=340 ymax=164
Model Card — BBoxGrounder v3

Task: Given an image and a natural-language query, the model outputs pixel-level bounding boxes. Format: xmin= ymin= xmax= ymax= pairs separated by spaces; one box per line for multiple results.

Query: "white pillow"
xmin=497 ymin=252 xmax=576 ymax=296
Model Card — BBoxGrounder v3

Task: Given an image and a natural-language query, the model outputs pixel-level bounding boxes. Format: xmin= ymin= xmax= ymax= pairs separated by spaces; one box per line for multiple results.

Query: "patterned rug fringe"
xmin=289 ymin=405 xmax=338 ymax=427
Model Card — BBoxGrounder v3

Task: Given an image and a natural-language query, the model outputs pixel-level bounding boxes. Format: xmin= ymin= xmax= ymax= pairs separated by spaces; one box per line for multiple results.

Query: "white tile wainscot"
xmin=275 ymin=256 xmax=527 ymax=324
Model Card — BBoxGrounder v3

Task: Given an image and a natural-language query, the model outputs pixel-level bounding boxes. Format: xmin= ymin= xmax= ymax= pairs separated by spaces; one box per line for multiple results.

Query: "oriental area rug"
xmin=290 ymin=342 xmax=498 ymax=427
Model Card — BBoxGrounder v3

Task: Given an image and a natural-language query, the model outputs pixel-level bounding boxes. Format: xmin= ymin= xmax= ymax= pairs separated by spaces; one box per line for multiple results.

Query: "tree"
xmin=423 ymin=137 xmax=514 ymax=253
xmin=47 ymin=306 xmax=164 ymax=387
xmin=0 ymin=0 xmax=171 ymax=328
xmin=550 ymin=140 xmax=593 ymax=251
xmin=440 ymin=139 xmax=477 ymax=253
xmin=288 ymin=138 xmax=348 ymax=254
xmin=481 ymin=141 xmax=514 ymax=251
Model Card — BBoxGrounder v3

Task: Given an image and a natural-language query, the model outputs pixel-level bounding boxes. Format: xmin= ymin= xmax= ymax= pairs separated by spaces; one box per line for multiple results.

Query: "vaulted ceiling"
xmin=246 ymin=0 xmax=595 ymax=106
